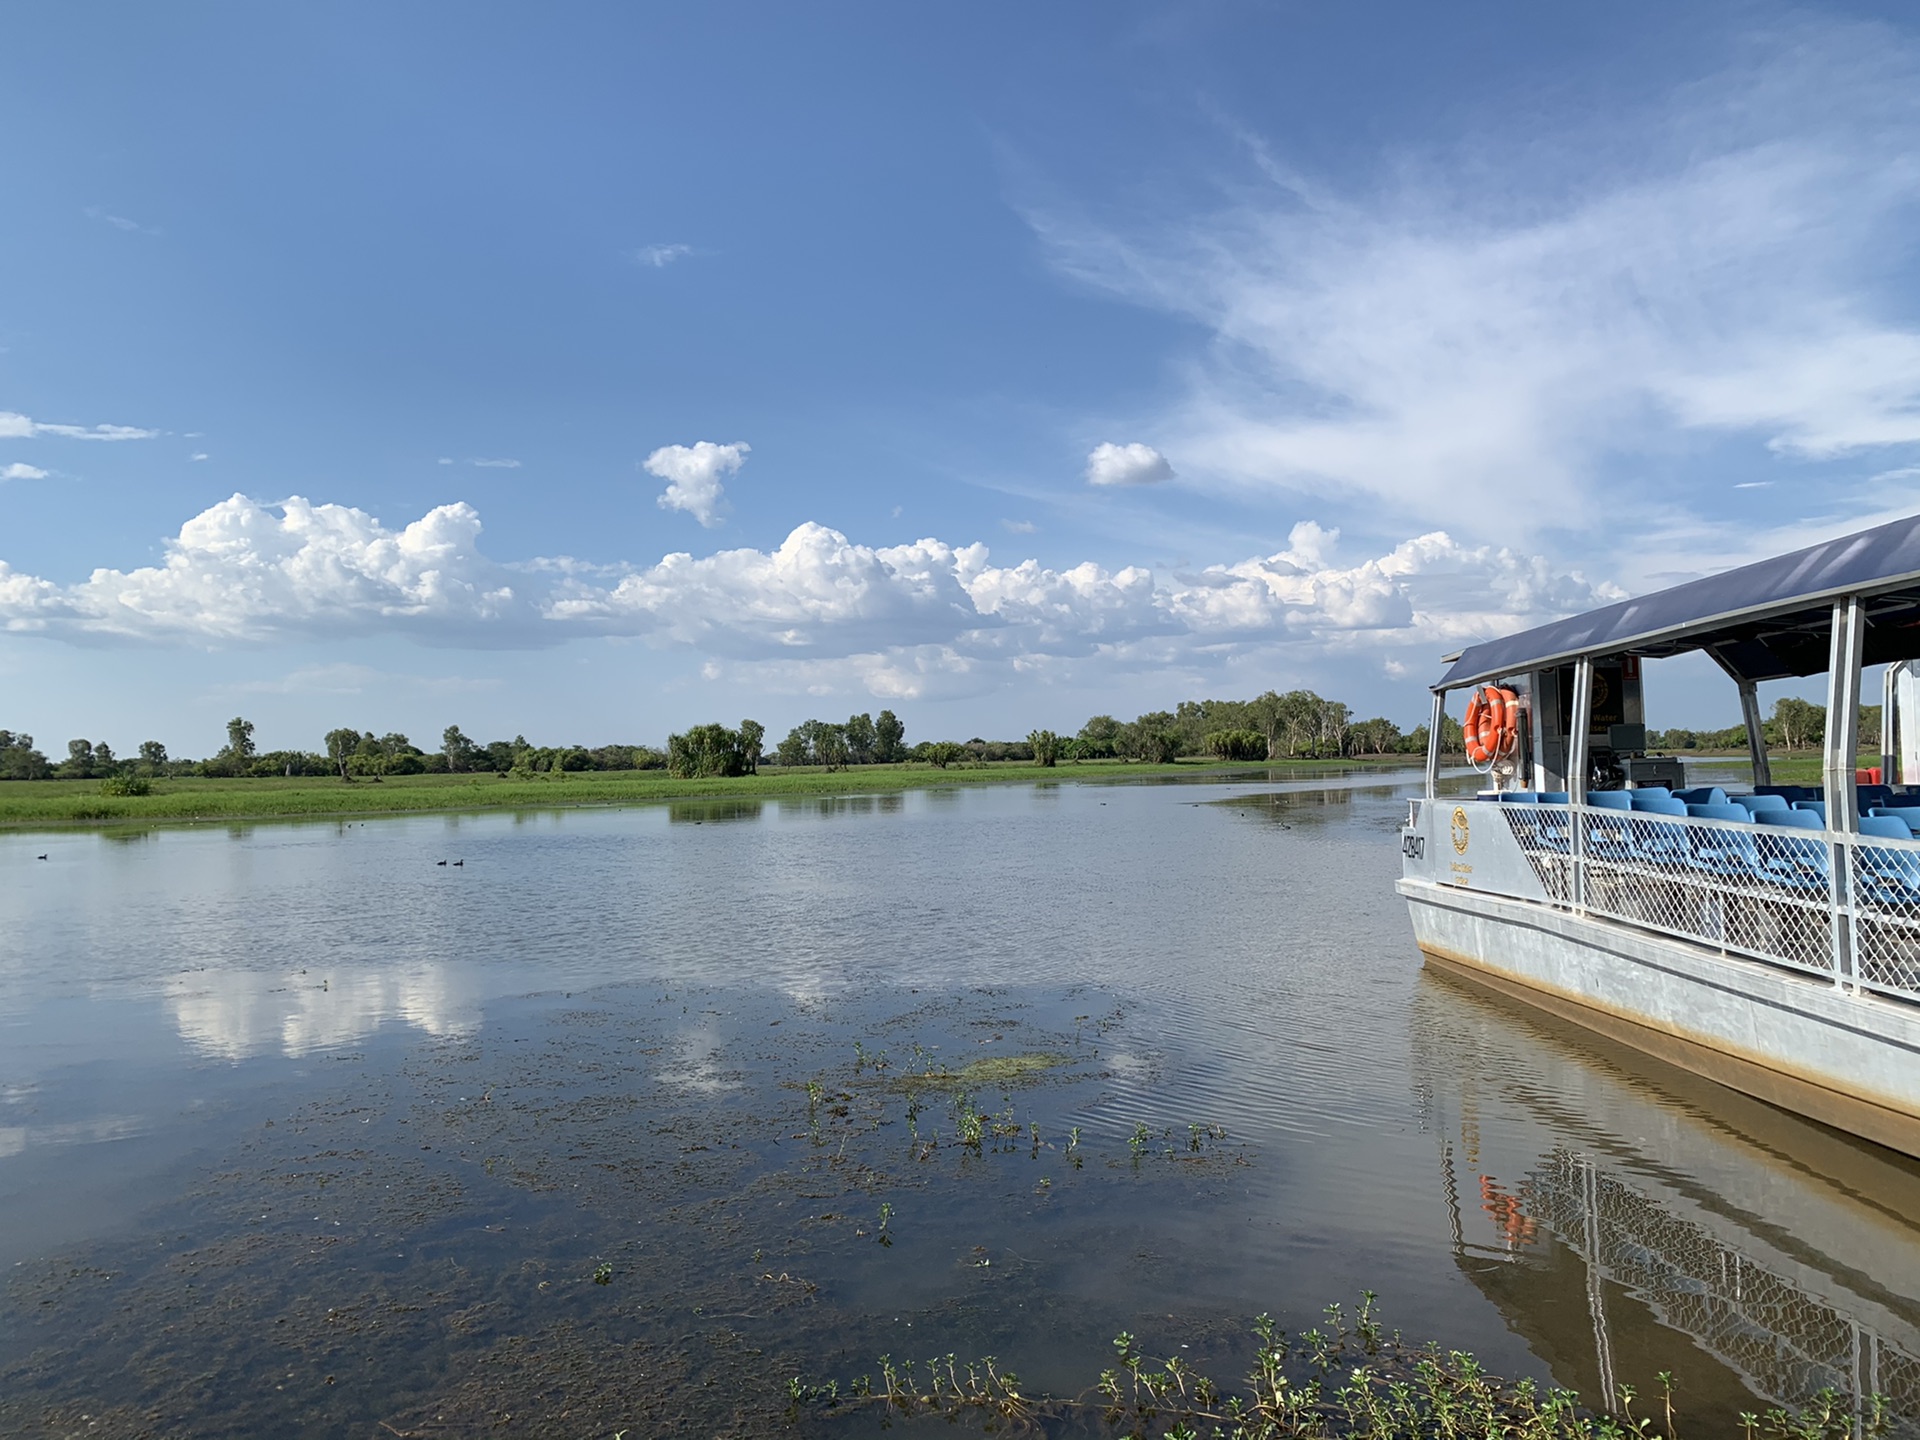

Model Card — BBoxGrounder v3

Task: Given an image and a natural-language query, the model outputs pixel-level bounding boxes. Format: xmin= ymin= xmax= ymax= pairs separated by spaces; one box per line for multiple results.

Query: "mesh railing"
xmin=1487 ymin=803 xmax=1920 ymax=1006
xmin=1525 ymin=1148 xmax=1920 ymax=1429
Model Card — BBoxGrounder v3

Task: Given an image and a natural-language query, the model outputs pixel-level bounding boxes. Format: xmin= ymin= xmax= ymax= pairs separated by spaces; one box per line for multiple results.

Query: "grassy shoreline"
xmin=0 ymin=755 xmax=1416 ymax=831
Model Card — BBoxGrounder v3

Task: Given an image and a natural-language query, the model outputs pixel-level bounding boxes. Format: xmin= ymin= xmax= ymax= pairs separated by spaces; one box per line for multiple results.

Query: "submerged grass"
xmin=799 ymin=1296 xmax=1891 ymax=1440
xmin=0 ymin=756 xmax=1405 ymax=831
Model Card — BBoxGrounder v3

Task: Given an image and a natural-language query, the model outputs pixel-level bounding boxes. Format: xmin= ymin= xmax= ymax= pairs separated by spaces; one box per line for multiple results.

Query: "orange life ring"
xmin=1464 ymin=685 xmax=1520 ymax=767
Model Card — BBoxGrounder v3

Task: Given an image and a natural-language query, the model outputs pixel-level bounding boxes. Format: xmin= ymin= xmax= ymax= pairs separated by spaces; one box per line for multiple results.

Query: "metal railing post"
xmin=1826 ymin=597 xmax=1865 ymax=992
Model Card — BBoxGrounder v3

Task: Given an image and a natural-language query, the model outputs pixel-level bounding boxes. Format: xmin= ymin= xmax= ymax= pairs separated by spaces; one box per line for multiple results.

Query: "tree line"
xmin=0 ymin=687 xmax=1879 ymax=787
xmin=0 ymin=691 xmax=1443 ymax=785
xmin=1648 ymin=699 xmax=1881 ymax=754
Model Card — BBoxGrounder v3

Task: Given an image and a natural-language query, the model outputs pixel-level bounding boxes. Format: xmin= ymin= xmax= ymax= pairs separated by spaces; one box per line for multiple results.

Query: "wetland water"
xmin=3 ymin=770 xmax=1919 ymax=1437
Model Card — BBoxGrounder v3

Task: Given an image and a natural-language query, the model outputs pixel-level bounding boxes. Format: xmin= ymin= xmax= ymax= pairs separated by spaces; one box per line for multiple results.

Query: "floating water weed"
xmin=592 ymin=1261 xmax=613 ymax=1285
xmin=1129 ymin=1123 xmax=1150 ymax=1158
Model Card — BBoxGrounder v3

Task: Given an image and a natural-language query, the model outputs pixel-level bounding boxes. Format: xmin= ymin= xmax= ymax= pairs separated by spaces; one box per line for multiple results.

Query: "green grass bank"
xmin=0 ymin=755 xmax=1412 ymax=831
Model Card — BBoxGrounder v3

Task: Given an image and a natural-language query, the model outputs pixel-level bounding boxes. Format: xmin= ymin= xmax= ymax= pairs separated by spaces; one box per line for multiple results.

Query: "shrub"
xmin=100 ymin=774 xmax=152 ymax=797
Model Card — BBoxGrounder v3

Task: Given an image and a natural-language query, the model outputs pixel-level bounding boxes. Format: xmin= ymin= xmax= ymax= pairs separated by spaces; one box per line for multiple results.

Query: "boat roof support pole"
xmin=1568 ymin=658 xmax=1594 ymax=803
xmin=1825 ymin=596 xmax=1865 ymax=835
xmin=1738 ymin=679 xmax=1771 ymax=790
xmin=1568 ymin=657 xmax=1593 ymax=914
xmin=1884 ymin=661 xmax=1903 ymax=789
xmin=1425 ymin=690 xmax=1445 ymax=800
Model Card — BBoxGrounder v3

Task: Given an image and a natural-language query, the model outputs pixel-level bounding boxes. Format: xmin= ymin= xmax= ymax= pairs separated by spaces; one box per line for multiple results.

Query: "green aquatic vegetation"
xmin=592 ymin=1261 xmax=613 ymax=1285
xmin=799 ymin=1296 xmax=1892 ymax=1440
xmin=1129 ymin=1122 xmax=1151 ymax=1158
xmin=954 ymin=1093 xmax=986 ymax=1152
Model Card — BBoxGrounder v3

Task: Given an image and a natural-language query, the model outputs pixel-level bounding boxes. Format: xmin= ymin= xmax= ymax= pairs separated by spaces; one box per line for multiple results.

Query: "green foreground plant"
xmin=793 ymin=1295 xmax=1890 ymax=1440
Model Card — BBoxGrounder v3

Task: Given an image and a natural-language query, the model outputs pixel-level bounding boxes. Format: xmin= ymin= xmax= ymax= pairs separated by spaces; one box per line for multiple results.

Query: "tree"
xmin=138 ymin=740 xmax=169 ymax=771
xmin=1076 ymin=715 xmax=1121 ymax=760
xmin=1204 ymin=729 xmax=1266 ymax=761
xmin=0 ymin=731 xmax=52 ymax=780
xmin=874 ymin=709 xmax=905 ymax=763
xmin=62 ymin=739 xmax=97 ymax=779
xmin=1768 ymin=696 xmax=1825 ymax=752
xmin=814 ymin=723 xmax=850 ymax=772
xmin=845 ymin=713 xmax=877 ymax=765
xmin=1028 ymin=729 xmax=1062 ymax=766
xmin=324 ymin=728 xmax=360 ymax=782
xmin=225 ymin=717 xmax=257 ymax=760
xmin=923 ymin=741 xmax=964 ymax=768
xmin=1316 ymin=698 xmax=1351 ymax=758
xmin=775 ymin=726 xmax=812 ymax=768
xmin=442 ymin=725 xmax=477 ymax=772
xmin=738 ymin=719 xmax=765 ymax=775
xmin=1116 ymin=713 xmax=1180 ymax=764
xmin=666 ymin=723 xmax=750 ymax=778
xmin=1351 ymin=717 xmax=1402 ymax=756
xmin=1246 ymin=692 xmax=1286 ymax=761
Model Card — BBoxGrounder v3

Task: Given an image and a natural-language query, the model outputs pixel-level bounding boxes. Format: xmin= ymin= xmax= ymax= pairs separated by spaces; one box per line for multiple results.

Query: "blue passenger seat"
xmin=1587 ymin=791 xmax=1633 ymax=811
xmin=1687 ymin=803 xmax=1761 ymax=876
xmin=1675 ymin=787 xmax=1727 ymax=806
xmin=1859 ymin=784 xmax=1893 ymax=809
xmin=1792 ymin=800 xmax=1828 ymax=822
xmin=1731 ymin=793 xmax=1789 ymax=816
xmin=1756 ymin=808 xmax=1830 ymax=888
xmin=1630 ymin=794 xmax=1690 ymax=864
xmin=1857 ymin=816 xmax=1920 ymax=905
xmin=1868 ymin=805 xmax=1920 ymax=836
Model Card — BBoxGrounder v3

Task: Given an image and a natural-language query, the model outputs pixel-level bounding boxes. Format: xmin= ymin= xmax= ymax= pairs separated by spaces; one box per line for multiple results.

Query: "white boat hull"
xmin=1399 ymin=874 xmax=1920 ymax=1157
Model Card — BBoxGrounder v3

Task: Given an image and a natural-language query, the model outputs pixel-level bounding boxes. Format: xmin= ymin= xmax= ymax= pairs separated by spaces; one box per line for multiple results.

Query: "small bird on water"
xmin=452 ymin=859 xmax=464 ymax=867
xmin=36 ymin=854 xmax=48 ymax=861
xmin=436 ymin=859 xmax=447 ymax=866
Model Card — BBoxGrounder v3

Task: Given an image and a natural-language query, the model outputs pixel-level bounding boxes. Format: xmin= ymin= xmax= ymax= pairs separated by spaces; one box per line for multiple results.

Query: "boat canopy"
xmin=1437 ymin=512 xmax=1920 ymax=692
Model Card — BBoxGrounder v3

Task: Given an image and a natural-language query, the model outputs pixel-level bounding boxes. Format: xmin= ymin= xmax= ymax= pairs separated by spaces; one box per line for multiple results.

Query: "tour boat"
xmin=1399 ymin=511 xmax=1920 ymax=1157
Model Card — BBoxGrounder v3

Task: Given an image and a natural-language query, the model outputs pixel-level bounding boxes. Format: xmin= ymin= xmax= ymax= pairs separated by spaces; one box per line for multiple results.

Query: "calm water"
xmin=3 ymin=770 xmax=1919 ymax=1437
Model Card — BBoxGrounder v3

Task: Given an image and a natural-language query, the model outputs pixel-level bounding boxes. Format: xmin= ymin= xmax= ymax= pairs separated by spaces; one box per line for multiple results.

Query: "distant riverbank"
xmin=0 ymin=755 xmax=1418 ymax=829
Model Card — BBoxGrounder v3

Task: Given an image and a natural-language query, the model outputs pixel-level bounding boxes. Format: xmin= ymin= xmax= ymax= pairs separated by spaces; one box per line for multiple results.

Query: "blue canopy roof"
xmin=1437 ymin=511 xmax=1920 ymax=691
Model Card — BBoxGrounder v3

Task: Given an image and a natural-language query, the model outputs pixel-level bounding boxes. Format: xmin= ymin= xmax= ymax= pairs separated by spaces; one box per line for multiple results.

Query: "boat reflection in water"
xmin=1413 ymin=966 xmax=1920 ymax=1435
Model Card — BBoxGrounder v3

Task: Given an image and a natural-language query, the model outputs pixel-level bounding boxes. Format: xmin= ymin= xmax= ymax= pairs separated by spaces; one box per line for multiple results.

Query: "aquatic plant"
xmin=797 ymin=1295 xmax=1892 ymax=1440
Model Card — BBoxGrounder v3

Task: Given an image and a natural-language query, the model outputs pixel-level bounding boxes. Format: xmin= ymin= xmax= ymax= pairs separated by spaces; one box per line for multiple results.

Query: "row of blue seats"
xmin=1495 ymin=786 xmax=1920 ymax=833
xmin=1490 ymin=788 xmax=1920 ymax=901
xmin=1755 ymin=783 xmax=1920 ymax=808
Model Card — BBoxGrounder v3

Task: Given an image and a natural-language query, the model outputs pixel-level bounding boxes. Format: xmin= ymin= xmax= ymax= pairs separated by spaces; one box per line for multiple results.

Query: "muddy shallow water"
xmin=4 ymin=772 xmax=1920 ymax=1437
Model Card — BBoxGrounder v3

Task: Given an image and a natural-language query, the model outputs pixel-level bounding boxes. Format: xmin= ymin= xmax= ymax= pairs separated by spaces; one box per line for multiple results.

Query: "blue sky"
xmin=4 ymin=2 xmax=1919 ymax=755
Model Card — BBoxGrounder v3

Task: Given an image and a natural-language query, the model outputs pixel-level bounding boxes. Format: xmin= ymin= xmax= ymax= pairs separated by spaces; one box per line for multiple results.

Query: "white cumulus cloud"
xmin=1 ymin=463 xmax=49 ymax=482
xmin=0 ymin=494 xmax=1623 ymax=704
xmin=0 ymin=410 xmax=160 ymax=442
xmin=646 ymin=440 xmax=748 ymax=527
xmin=1085 ymin=441 xmax=1174 ymax=487
xmin=0 ymin=493 xmax=532 ymax=643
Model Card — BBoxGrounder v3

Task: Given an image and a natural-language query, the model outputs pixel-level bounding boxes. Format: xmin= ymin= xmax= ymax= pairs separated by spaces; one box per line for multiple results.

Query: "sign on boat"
xmin=1400 ymin=511 xmax=1920 ymax=1157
